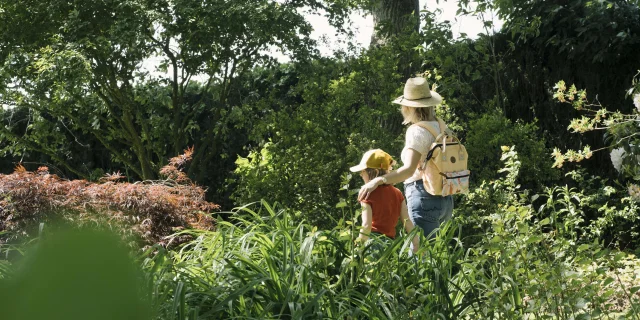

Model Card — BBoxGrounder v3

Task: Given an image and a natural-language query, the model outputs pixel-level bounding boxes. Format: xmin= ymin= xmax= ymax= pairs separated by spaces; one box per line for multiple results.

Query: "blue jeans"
xmin=404 ymin=181 xmax=453 ymax=239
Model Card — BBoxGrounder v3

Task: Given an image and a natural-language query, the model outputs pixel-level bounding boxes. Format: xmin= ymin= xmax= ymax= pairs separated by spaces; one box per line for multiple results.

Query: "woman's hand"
xmin=358 ymin=177 xmax=382 ymax=201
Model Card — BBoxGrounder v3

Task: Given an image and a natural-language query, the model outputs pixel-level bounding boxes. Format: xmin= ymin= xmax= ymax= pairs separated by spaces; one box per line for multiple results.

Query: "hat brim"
xmin=391 ymin=91 xmax=443 ymax=107
xmin=349 ymin=164 xmax=367 ymax=172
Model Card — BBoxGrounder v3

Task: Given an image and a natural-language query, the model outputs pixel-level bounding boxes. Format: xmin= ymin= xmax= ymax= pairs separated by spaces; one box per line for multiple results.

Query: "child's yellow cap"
xmin=349 ymin=149 xmax=394 ymax=172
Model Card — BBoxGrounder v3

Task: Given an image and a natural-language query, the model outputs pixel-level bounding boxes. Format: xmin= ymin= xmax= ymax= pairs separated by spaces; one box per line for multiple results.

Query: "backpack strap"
xmin=412 ymin=119 xmax=452 ymax=162
xmin=411 ymin=118 xmax=447 ymax=142
xmin=437 ymin=118 xmax=448 ymax=135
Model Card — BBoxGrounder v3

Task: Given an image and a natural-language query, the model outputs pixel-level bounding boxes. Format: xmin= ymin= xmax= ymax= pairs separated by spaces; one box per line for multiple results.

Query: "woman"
xmin=357 ymin=77 xmax=454 ymax=239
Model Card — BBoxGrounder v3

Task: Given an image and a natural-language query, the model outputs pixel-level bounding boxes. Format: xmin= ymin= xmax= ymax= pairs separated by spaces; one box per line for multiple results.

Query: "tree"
xmin=369 ymin=0 xmax=420 ymax=47
xmin=450 ymin=0 xmax=640 ymax=178
xmin=0 ymin=0 xmax=355 ymax=182
xmin=341 ymin=0 xmax=420 ymax=140
xmin=231 ymin=54 xmax=405 ymax=227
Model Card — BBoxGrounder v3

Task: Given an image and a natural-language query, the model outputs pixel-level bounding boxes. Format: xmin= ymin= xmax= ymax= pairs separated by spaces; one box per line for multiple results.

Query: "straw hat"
xmin=391 ymin=77 xmax=443 ymax=108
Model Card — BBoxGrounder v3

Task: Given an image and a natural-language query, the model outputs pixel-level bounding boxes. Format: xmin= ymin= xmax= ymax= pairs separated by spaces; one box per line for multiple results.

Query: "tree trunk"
xmin=369 ymin=0 xmax=421 ymax=136
xmin=369 ymin=0 xmax=420 ymax=47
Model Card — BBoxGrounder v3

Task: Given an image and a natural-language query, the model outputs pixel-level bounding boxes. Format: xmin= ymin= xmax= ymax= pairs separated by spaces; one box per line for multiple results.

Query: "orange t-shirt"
xmin=361 ymin=185 xmax=405 ymax=239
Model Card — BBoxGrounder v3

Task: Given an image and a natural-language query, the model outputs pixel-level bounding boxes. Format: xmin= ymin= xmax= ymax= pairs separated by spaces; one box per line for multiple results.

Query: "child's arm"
xmin=358 ymin=202 xmax=373 ymax=243
xmin=400 ymin=201 xmax=419 ymax=253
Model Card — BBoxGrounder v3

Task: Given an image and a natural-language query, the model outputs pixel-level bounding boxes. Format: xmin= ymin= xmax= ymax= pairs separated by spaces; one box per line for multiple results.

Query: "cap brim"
xmin=349 ymin=164 xmax=367 ymax=172
xmin=392 ymin=91 xmax=443 ymax=107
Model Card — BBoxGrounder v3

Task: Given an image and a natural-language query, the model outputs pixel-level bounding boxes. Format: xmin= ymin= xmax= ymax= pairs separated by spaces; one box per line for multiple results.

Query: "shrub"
xmin=1 ymin=148 xmax=638 ymax=318
xmin=142 ymin=149 xmax=640 ymax=319
xmin=230 ymin=54 xmax=405 ymax=228
xmin=540 ymin=170 xmax=640 ymax=251
xmin=143 ymin=202 xmax=481 ymax=319
xmin=465 ymin=111 xmax=560 ymax=188
xmin=459 ymin=147 xmax=640 ymax=318
xmin=0 ymin=149 xmax=217 ymax=246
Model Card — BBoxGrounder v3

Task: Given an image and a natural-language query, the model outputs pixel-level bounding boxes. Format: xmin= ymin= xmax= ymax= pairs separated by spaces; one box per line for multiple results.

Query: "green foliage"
xmin=0 ymin=0 xmax=357 ymax=192
xmin=0 ymin=229 xmax=151 ymax=320
xmin=550 ymin=77 xmax=640 ymax=228
xmin=460 ymin=147 xmax=640 ymax=318
xmin=451 ymin=0 xmax=640 ymax=180
xmin=542 ymin=170 xmax=640 ymax=251
xmin=143 ymin=151 xmax=640 ymax=319
xmin=550 ymin=79 xmax=639 ymax=174
xmin=465 ymin=111 xmax=559 ymax=188
xmin=143 ymin=202 xmax=480 ymax=319
xmin=4 ymin=0 xmax=640 ymax=214
xmin=2 ymin=150 xmax=639 ymax=318
xmin=231 ymin=52 xmax=406 ymax=227
xmin=418 ymin=12 xmax=505 ymax=128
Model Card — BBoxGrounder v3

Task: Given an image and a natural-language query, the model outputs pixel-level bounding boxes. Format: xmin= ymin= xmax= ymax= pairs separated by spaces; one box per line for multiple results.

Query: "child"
xmin=350 ymin=149 xmax=419 ymax=253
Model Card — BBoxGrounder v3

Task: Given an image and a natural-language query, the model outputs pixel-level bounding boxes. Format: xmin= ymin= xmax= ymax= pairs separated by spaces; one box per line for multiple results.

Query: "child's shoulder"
xmin=380 ymin=185 xmax=404 ymax=198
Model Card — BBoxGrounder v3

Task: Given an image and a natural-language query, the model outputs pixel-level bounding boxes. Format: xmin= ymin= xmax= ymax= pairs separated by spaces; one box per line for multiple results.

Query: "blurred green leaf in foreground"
xmin=0 ymin=228 xmax=151 ymax=320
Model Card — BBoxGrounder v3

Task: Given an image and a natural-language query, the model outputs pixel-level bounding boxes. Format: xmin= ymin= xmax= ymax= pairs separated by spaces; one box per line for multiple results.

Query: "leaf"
xmin=538 ymin=204 xmax=546 ymax=213
xmin=602 ymin=277 xmax=615 ymax=287
xmin=613 ymin=252 xmax=626 ymax=262
xmin=525 ymin=235 xmax=543 ymax=244
xmin=577 ymin=244 xmax=591 ymax=252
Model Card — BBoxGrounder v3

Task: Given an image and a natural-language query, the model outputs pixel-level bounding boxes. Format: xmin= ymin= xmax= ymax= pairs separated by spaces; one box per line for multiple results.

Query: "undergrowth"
xmin=141 ymin=148 xmax=640 ymax=319
xmin=1 ymin=147 xmax=638 ymax=319
xmin=0 ymin=148 xmax=217 ymax=247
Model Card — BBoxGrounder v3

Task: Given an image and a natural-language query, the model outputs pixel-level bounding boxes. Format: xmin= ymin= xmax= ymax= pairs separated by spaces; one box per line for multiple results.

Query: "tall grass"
xmin=1 ymin=148 xmax=637 ymax=319
xmin=142 ymin=201 xmax=480 ymax=319
xmin=141 ymin=148 xmax=640 ymax=319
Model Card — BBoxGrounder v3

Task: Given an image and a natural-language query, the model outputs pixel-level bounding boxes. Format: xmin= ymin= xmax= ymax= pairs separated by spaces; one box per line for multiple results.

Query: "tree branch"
xmin=1 ymin=128 xmax=89 ymax=179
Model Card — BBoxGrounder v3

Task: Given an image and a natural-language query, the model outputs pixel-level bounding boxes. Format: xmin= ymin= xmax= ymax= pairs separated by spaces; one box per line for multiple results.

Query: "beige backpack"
xmin=412 ymin=119 xmax=470 ymax=196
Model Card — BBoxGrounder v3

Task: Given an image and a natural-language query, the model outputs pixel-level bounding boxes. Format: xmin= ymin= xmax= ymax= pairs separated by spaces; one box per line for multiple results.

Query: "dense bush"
xmin=143 ymin=203 xmax=476 ymax=319
xmin=143 ymin=150 xmax=640 ymax=319
xmin=465 ymin=111 xmax=559 ymax=188
xmin=0 ymin=149 xmax=217 ymax=246
xmin=454 ymin=148 xmax=640 ymax=317
xmin=1 ymin=148 xmax=638 ymax=318
xmin=546 ymin=77 xmax=640 ymax=249
xmin=2 ymin=0 xmax=640 ymax=216
xmin=230 ymin=52 xmax=406 ymax=228
xmin=540 ymin=170 xmax=640 ymax=252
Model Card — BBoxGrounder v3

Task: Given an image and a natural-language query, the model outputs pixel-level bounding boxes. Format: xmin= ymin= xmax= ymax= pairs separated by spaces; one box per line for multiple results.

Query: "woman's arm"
xmin=358 ymin=203 xmax=373 ymax=242
xmin=400 ymin=201 xmax=419 ymax=253
xmin=358 ymin=148 xmax=422 ymax=201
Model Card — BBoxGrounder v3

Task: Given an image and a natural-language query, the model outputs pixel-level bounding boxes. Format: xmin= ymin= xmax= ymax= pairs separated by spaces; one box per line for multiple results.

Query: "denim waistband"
xmin=404 ymin=179 xmax=422 ymax=188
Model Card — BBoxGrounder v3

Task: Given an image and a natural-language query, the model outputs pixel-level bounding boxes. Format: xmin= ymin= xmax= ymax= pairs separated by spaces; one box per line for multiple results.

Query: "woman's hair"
xmin=401 ymin=106 xmax=436 ymax=124
xmin=364 ymin=168 xmax=388 ymax=180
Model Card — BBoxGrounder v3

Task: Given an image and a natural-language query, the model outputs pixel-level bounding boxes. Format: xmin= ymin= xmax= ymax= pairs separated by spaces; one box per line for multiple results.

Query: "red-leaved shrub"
xmin=0 ymin=149 xmax=217 ymax=246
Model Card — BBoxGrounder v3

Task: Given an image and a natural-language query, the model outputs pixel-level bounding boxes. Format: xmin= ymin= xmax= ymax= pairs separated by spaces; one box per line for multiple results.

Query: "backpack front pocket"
xmin=441 ymin=170 xmax=470 ymax=196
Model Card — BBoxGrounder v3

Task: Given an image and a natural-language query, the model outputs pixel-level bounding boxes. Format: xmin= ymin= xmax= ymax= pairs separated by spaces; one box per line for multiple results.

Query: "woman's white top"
xmin=402 ymin=121 xmax=440 ymax=184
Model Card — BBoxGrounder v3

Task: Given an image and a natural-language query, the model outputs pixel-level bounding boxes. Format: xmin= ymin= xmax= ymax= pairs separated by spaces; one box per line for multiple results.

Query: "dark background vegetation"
xmin=2 ymin=1 xmax=640 ymax=318
xmin=1 ymin=0 xmax=639 ymax=243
